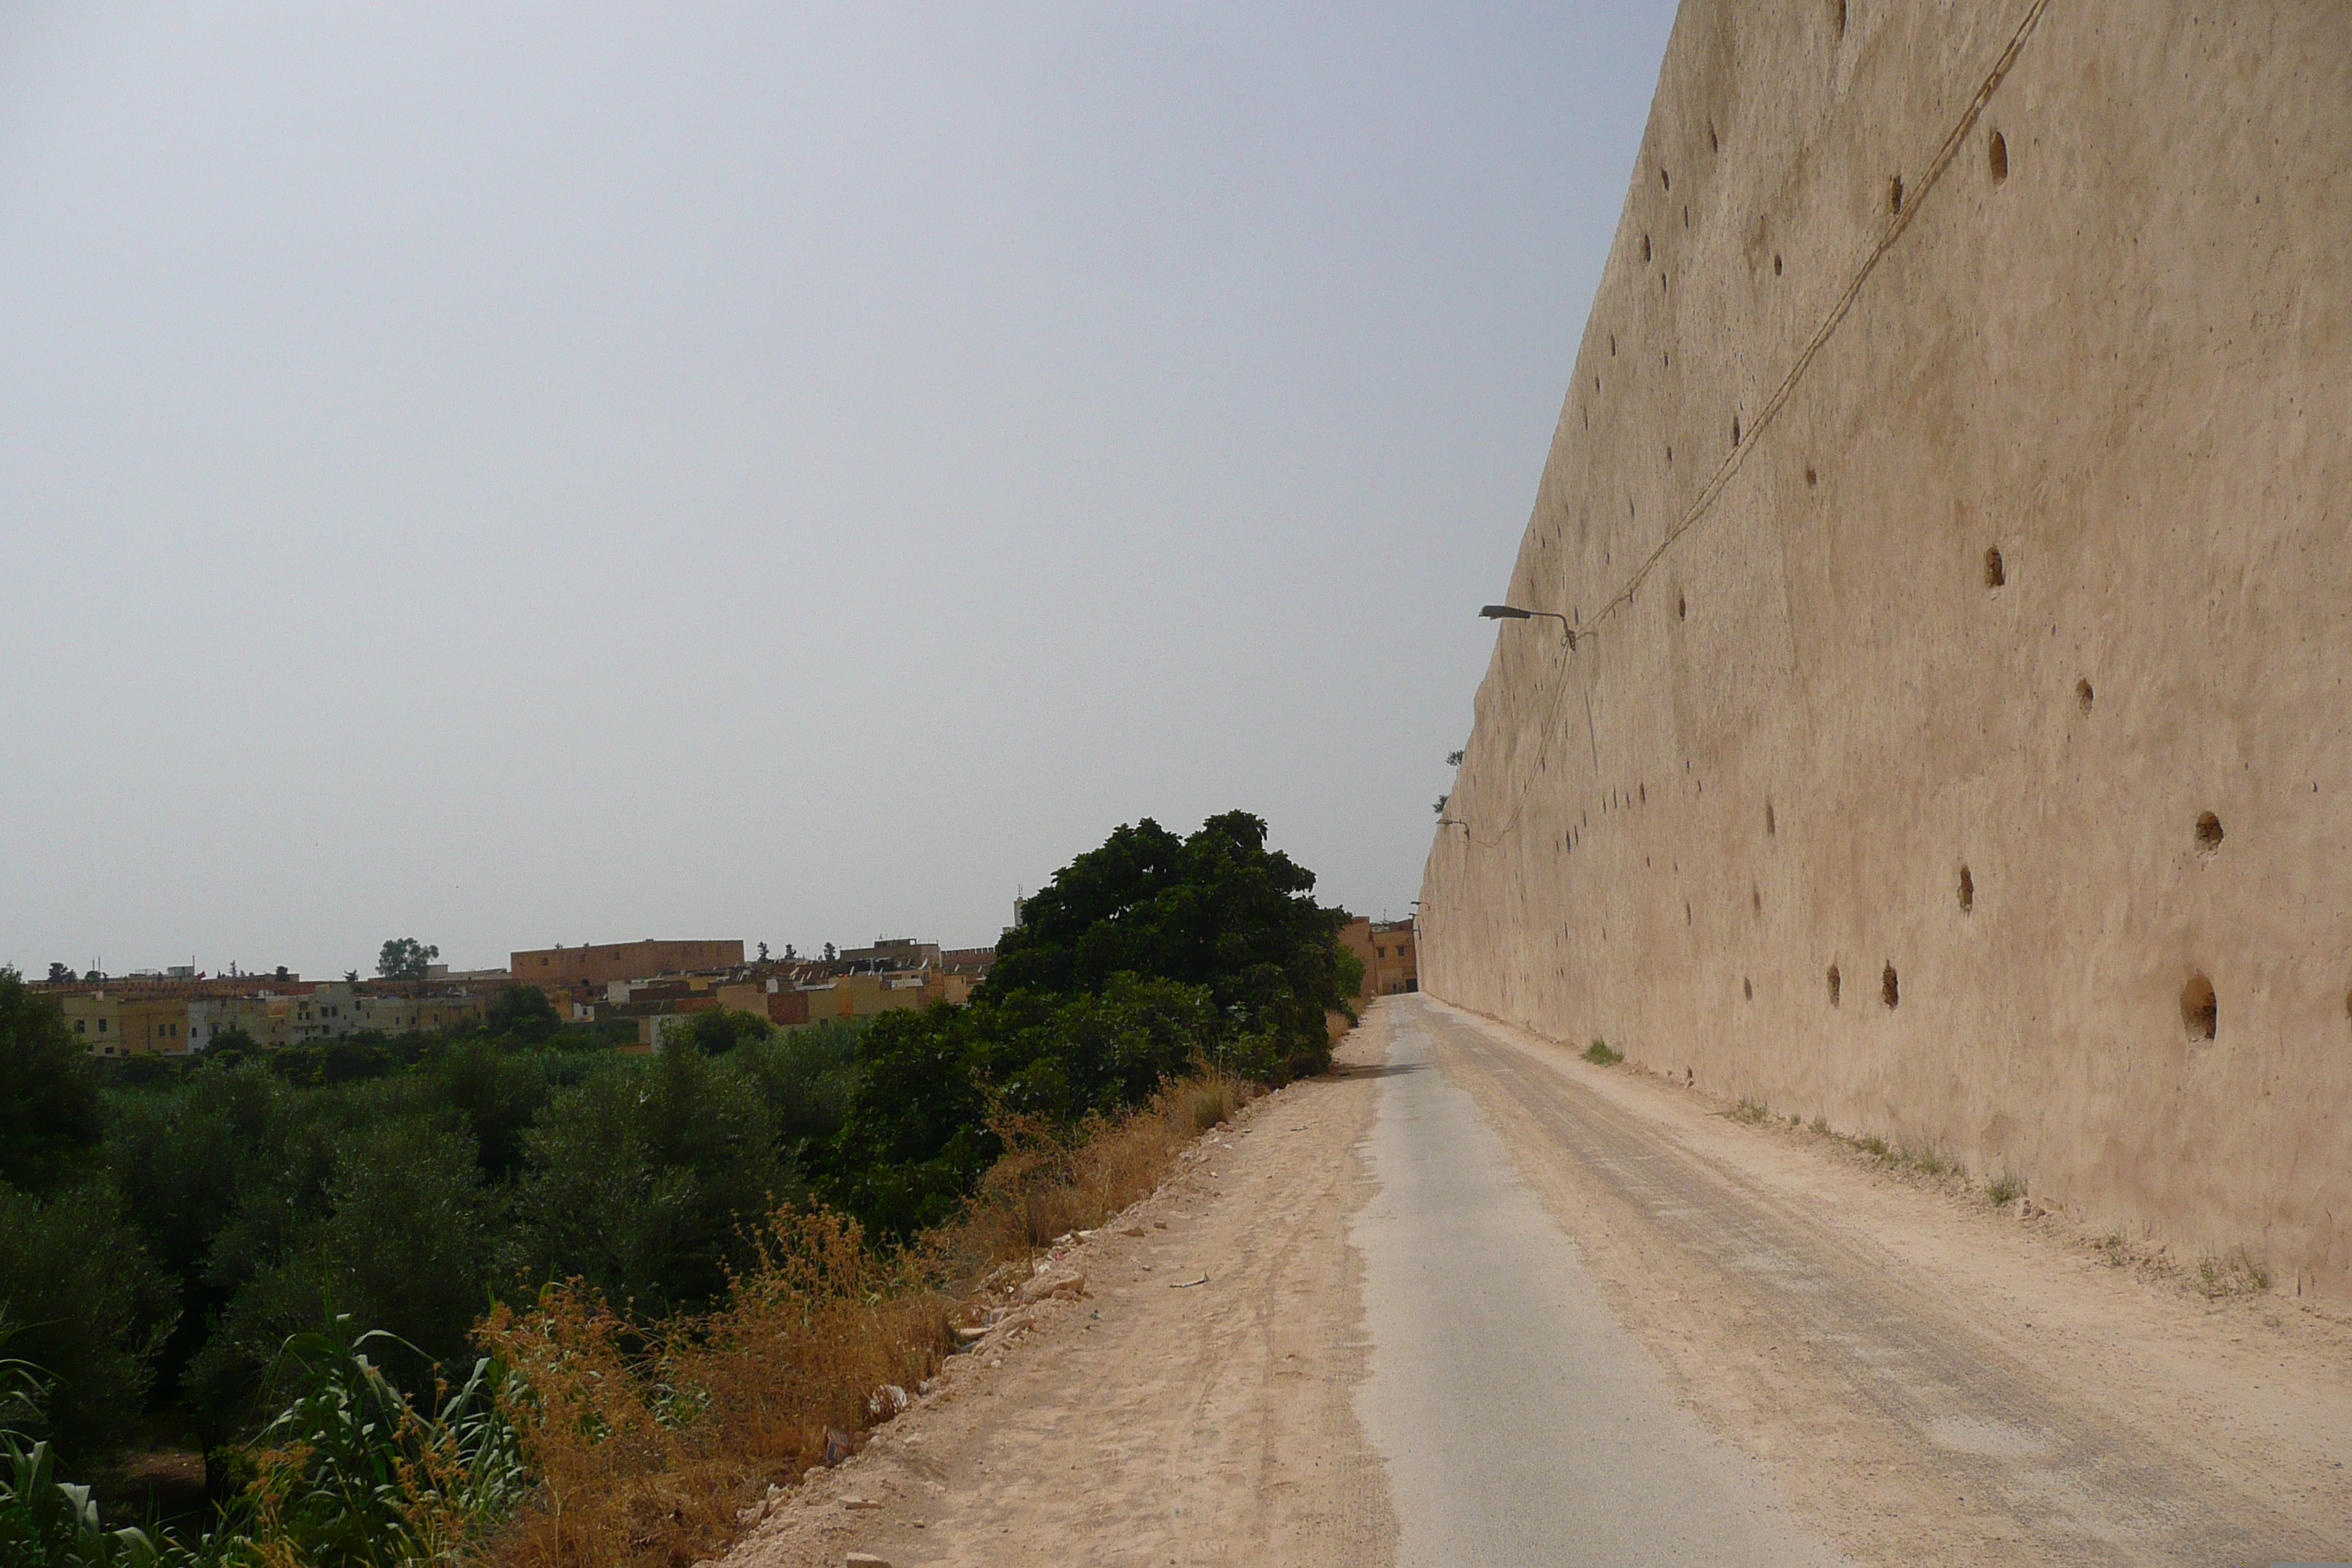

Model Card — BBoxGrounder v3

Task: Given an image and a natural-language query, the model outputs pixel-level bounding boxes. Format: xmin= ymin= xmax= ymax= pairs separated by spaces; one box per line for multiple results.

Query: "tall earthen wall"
xmin=1420 ymin=0 xmax=2352 ymax=1300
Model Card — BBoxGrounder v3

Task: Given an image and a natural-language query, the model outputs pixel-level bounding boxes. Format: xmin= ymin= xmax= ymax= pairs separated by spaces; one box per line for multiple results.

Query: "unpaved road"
xmin=732 ymin=995 xmax=2352 ymax=1567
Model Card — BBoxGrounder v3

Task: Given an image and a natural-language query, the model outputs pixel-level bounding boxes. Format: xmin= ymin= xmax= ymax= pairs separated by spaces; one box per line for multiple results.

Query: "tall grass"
xmin=475 ymin=1068 xmax=1254 ymax=1568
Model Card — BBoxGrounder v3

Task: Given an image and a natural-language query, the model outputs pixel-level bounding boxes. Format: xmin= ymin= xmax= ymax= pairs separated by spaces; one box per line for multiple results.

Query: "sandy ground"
xmin=727 ymin=1024 xmax=1402 ymax=1568
xmin=728 ymin=995 xmax=2352 ymax=1567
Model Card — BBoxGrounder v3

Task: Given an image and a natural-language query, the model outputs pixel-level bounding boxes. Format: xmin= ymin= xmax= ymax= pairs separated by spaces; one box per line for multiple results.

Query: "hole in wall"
xmin=1958 ymin=864 xmax=1974 ymax=913
xmin=2182 ymin=973 xmax=2217 ymax=1041
xmin=1677 ymin=593 xmax=1686 ymax=620
xmin=1828 ymin=965 xmax=1842 ymax=1007
xmin=1989 ymin=131 xmax=2008 ymax=183
xmin=1805 ymin=466 xmax=1818 ymax=486
xmin=1983 ymin=547 xmax=2006 ymax=588
xmin=2195 ymin=812 xmax=2225 ymax=854
xmin=1661 ymin=167 xmax=1671 ymax=191
xmin=1774 ymin=253 xmax=1783 ymax=276
xmin=1684 ymin=205 xmax=1690 ymax=228
xmin=1709 ymin=122 xmax=1719 ymax=154
xmin=1610 ymin=333 xmax=1617 ymax=355
xmin=1881 ymin=962 xmax=1900 ymax=1009
xmin=1686 ymin=902 xmax=1693 ymax=925
xmin=1833 ymin=0 xmax=1847 ymax=37
xmin=1765 ymin=802 xmax=1777 ymax=837
xmin=1889 ymin=174 xmax=1905 ymax=214
xmin=1743 ymin=977 xmax=1753 ymax=1000
xmin=1640 ymin=782 xmax=1647 ymax=803
xmin=1667 ymin=445 xmax=1674 ymax=463
xmin=1732 ymin=416 xmax=1742 ymax=446
xmin=2076 ymin=678 xmax=2095 ymax=713
xmin=1752 ymin=883 xmax=1762 ymax=913
xmin=1642 ymin=233 xmax=1652 ymax=263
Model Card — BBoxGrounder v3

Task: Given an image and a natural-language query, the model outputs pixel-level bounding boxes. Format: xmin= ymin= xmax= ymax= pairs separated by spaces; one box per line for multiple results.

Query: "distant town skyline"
xmin=0 ymin=2 xmax=1678 ymax=980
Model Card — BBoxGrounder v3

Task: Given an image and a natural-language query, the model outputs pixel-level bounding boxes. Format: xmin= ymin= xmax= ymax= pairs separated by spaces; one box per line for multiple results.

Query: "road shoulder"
xmin=725 ymin=1020 xmax=1401 ymax=1568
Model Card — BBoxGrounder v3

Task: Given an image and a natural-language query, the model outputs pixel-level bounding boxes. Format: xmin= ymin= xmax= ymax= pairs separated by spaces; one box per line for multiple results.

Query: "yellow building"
xmin=793 ymin=972 xmax=929 ymax=1024
xmin=1338 ymin=917 xmax=1419 ymax=999
xmin=61 ymin=993 xmax=195 ymax=1056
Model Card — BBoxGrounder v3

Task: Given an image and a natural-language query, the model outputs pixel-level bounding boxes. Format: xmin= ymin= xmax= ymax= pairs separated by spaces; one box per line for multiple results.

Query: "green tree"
xmin=0 ymin=1184 xmax=176 ymax=1460
xmin=0 ymin=970 xmax=103 ymax=1195
xmin=517 ymin=1049 xmax=791 ymax=1311
xmin=483 ymin=985 xmax=559 ymax=1044
xmin=437 ymin=1038 xmax=553 ymax=1181
xmin=986 ymin=810 xmax=1350 ymax=1077
xmin=375 ymin=938 xmax=440 ymax=981
xmin=734 ymin=1021 xmax=861 ymax=1150
xmin=186 ymin=1113 xmax=510 ymax=1432
xmin=826 ymin=1003 xmax=996 ymax=1237
xmin=677 ymin=1006 xmax=772 ymax=1058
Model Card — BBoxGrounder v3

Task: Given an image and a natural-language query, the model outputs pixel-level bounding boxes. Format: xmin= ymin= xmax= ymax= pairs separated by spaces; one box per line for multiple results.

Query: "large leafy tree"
xmin=375 ymin=938 xmax=440 ymax=981
xmin=828 ymin=813 xmax=1351 ymax=1237
xmin=0 ymin=969 xmax=103 ymax=1194
xmin=987 ymin=810 xmax=1351 ymax=1072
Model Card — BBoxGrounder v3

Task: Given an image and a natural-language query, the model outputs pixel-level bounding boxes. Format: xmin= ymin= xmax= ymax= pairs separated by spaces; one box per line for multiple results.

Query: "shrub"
xmin=0 ymin=970 xmax=104 ymax=1194
xmin=0 ymin=1186 xmax=176 ymax=1461
xmin=1581 ymin=1039 xmax=1622 ymax=1066
xmin=517 ymin=1048 xmax=792 ymax=1313
xmin=239 ymin=1321 xmax=527 ymax=1568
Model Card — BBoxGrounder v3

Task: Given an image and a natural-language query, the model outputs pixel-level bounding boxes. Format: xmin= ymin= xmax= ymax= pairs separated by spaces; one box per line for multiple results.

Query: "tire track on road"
xmin=1421 ymin=1001 xmax=2344 ymax=1567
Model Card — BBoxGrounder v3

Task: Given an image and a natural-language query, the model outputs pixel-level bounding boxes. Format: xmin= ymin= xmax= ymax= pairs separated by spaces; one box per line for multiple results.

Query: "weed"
xmin=1809 ymin=1117 xmax=1829 ymax=1135
xmin=1985 ymin=1172 xmax=2026 ymax=1207
xmin=1854 ymin=1134 xmax=1889 ymax=1159
xmin=2100 ymin=1230 xmax=2130 ymax=1267
xmin=2194 ymin=1248 xmax=2271 ymax=1300
xmin=1727 ymin=1099 xmax=1771 ymax=1125
xmin=476 ymin=1071 xmax=1252 ymax=1568
xmin=1581 ymin=1040 xmax=1623 ymax=1066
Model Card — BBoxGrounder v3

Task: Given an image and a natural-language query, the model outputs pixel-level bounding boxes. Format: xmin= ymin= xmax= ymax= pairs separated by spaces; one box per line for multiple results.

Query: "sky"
xmin=1 ymin=1 xmax=1678 ymax=978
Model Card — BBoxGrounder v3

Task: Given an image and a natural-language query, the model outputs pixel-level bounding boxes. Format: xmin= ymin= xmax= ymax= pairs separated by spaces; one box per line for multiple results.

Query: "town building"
xmin=1339 ymin=916 xmax=1419 ymax=998
xmin=509 ymin=939 xmax=745 ymax=990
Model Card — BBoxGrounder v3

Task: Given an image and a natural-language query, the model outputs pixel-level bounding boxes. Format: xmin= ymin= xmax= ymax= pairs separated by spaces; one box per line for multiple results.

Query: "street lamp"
xmin=1481 ymin=603 xmax=1576 ymax=648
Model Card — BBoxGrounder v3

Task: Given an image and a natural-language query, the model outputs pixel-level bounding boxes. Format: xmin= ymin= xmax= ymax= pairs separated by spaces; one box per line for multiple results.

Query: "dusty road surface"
xmin=731 ymin=996 xmax=2352 ymax=1567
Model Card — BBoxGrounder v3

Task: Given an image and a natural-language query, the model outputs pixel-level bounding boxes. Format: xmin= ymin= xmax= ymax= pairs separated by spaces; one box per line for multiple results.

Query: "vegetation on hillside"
xmin=0 ymin=810 xmax=1354 ymax=1566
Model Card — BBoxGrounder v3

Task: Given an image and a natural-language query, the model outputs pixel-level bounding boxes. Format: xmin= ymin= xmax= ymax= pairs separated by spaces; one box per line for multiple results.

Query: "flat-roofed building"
xmin=61 ymin=993 xmax=195 ymax=1056
xmin=510 ymin=940 xmax=744 ymax=989
xmin=1338 ymin=916 xmax=1419 ymax=998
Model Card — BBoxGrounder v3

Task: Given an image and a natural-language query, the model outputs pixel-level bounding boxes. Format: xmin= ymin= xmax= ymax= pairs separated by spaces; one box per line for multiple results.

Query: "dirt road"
xmin=731 ymin=995 xmax=2352 ymax=1566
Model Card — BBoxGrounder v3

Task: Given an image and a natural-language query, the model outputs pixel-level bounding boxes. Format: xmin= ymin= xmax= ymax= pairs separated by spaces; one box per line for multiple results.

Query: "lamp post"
xmin=1480 ymin=603 xmax=1577 ymax=649
xmin=1482 ymin=602 xmax=1599 ymax=772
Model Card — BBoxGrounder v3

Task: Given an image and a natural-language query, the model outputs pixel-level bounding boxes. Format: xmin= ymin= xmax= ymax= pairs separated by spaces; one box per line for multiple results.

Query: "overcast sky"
xmin=1 ymin=1 xmax=1676 ymax=978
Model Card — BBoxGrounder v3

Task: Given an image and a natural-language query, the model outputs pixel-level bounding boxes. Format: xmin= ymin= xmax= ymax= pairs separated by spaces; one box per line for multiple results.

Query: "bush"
xmin=517 ymin=1048 xmax=794 ymax=1313
xmin=986 ymin=811 xmax=1352 ymax=1080
xmin=0 ymin=971 xmax=103 ymax=1194
xmin=676 ymin=1008 xmax=774 ymax=1058
xmin=1581 ymin=1039 xmax=1622 ymax=1066
xmin=0 ymin=1185 xmax=176 ymax=1460
xmin=238 ymin=1321 xmax=527 ymax=1568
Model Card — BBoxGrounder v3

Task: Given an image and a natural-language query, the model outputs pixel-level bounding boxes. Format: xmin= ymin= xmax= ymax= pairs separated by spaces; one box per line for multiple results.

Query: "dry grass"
xmin=473 ymin=1069 xmax=1254 ymax=1568
xmin=949 ymin=1073 xmax=1251 ymax=1266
